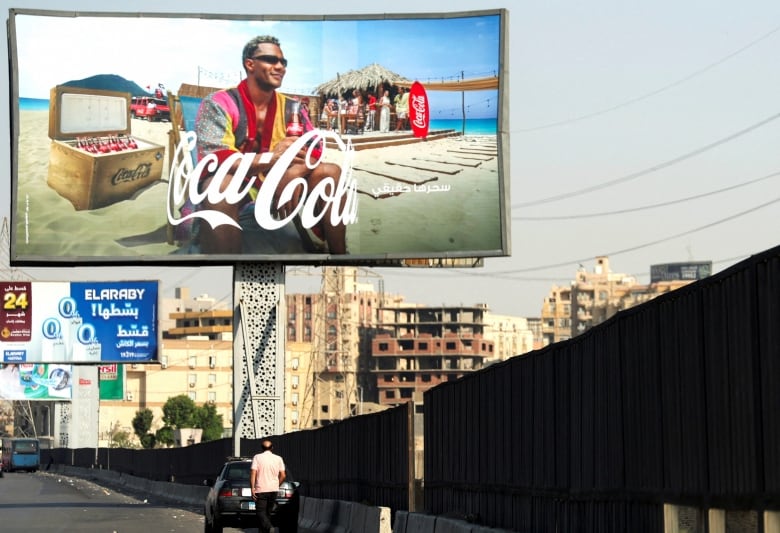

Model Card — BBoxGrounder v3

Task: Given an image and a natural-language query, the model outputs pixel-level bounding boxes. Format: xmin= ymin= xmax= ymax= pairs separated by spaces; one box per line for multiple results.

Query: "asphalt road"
xmin=0 ymin=469 xmax=206 ymax=532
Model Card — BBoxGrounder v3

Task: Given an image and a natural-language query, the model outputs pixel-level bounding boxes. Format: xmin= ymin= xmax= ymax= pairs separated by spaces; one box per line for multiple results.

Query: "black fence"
xmin=41 ymin=401 xmax=414 ymax=514
xmin=424 ymin=245 xmax=780 ymax=531
xmin=40 ymin=245 xmax=780 ymax=531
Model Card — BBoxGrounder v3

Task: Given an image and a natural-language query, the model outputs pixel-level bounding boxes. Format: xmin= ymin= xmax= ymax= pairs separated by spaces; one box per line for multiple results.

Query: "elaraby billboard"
xmin=1 ymin=281 xmax=159 ymax=364
xmin=8 ymin=9 xmax=509 ymax=265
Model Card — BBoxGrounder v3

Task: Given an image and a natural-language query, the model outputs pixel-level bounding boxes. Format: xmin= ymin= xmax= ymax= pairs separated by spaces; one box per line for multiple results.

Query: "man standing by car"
xmin=250 ymin=439 xmax=286 ymax=533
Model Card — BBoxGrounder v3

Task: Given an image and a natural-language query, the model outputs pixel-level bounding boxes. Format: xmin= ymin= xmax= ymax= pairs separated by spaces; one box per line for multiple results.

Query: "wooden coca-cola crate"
xmin=46 ymin=86 xmax=164 ymax=210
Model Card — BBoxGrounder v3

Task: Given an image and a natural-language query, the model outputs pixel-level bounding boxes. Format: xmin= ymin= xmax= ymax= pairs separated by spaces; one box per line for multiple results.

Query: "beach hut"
xmin=314 ymin=63 xmax=411 ymax=97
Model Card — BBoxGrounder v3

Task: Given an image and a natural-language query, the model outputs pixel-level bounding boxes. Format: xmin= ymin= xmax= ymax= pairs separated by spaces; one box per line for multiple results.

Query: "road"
xmin=0 ymin=470 xmax=206 ymax=532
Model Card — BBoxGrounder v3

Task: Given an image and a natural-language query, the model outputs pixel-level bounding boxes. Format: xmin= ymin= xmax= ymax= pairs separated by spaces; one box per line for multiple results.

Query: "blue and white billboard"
xmin=1 ymin=280 xmax=158 ymax=364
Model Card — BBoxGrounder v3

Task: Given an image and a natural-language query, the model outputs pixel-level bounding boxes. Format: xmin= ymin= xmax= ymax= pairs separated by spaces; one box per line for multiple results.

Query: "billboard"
xmin=0 ymin=281 xmax=158 ymax=364
xmin=0 ymin=363 xmax=73 ymax=400
xmin=650 ymin=261 xmax=712 ymax=283
xmin=98 ymin=363 xmax=124 ymax=400
xmin=8 ymin=9 xmax=508 ymax=266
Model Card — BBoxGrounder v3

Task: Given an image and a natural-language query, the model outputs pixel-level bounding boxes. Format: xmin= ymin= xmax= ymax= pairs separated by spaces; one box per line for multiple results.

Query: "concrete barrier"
xmin=393 ymin=511 xmax=512 ymax=533
xmin=405 ymin=512 xmax=439 ymax=533
xmin=299 ymin=496 xmax=321 ymax=530
xmin=433 ymin=516 xmax=475 ymax=533
xmin=297 ymin=496 xmax=390 ymax=533
xmin=393 ymin=511 xmax=410 ymax=533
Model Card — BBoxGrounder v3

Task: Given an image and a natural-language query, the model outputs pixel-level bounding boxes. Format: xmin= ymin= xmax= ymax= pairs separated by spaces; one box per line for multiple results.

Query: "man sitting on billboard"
xmin=192 ymin=35 xmax=348 ymax=255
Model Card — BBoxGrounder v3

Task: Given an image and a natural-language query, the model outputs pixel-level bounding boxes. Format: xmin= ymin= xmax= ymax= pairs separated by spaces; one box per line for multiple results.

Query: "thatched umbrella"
xmin=315 ymin=63 xmax=411 ymax=97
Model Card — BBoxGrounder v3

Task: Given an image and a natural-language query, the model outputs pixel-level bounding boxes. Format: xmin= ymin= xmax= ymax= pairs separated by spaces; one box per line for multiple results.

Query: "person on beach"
xmin=366 ymin=91 xmax=376 ymax=131
xmin=394 ymin=86 xmax=409 ymax=131
xmin=192 ymin=35 xmax=347 ymax=254
xmin=379 ymin=89 xmax=391 ymax=133
xmin=250 ymin=439 xmax=286 ymax=533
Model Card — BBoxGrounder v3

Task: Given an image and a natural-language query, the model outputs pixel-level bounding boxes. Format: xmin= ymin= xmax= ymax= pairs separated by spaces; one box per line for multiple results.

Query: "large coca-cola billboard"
xmin=7 ymin=8 xmax=508 ymax=266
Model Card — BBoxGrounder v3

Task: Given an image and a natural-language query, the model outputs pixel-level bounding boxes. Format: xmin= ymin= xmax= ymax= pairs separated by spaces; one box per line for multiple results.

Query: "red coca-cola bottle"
xmin=286 ymin=101 xmax=304 ymax=136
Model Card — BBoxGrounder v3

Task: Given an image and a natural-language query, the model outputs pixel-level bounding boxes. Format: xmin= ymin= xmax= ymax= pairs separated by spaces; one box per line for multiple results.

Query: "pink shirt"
xmin=250 ymin=451 xmax=285 ymax=493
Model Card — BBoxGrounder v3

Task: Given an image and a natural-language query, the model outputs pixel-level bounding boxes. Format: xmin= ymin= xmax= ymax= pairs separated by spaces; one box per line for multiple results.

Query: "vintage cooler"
xmin=47 ymin=86 xmax=165 ymax=210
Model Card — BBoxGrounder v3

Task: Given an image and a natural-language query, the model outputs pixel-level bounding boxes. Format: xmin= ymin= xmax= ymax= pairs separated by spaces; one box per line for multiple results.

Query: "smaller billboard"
xmin=98 ymin=363 xmax=124 ymax=400
xmin=1 ymin=280 xmax=158 ymax=364
xmin=650 ymin=262 xmax=712 ymax=283
xmin=0 ymin=363 xmax=73 ymax=400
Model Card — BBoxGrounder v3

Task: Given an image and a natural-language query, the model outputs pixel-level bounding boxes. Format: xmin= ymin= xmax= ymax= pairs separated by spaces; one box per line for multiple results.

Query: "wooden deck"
xmin=325 ymin=128 xmax=463 ymax=151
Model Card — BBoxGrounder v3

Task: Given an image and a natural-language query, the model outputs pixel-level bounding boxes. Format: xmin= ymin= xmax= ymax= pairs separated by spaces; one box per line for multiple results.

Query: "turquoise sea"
xmin=20 ymin=97 xmax=49 ymax=111
xmin=429 ymin=118 xmax=497 ymax=135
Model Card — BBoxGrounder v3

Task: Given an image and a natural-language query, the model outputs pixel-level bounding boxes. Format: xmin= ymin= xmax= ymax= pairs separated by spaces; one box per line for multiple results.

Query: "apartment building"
xmin=98 ymin=337 xmax=234 ymax=447
xmin=371 ymin=304 xmax=494 ymax=409
xmin=285 ymin=267 xmax=393 ymax=427
xmin=541 ymin=257 xmax=710 ymax=345
xmin=97 ymin=287 xmax=234 ymax=447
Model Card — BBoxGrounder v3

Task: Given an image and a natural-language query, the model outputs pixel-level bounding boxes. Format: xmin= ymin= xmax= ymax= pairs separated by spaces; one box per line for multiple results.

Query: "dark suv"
xmin=204 ymin=458 xmax=299 ymax=533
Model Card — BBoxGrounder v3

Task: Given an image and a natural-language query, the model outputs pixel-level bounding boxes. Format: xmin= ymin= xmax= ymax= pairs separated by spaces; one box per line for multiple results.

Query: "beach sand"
xmin=12 ymin=109 xmax=502 ymax=261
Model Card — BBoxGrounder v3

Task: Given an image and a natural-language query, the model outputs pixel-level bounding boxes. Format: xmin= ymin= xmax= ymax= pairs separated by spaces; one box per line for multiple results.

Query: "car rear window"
xmin=225 ymin=463 xmax=251 ymax=481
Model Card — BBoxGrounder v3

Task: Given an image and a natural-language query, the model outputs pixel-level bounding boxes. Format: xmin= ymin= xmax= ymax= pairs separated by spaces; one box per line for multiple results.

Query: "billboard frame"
xmin=7 ymin=8 xmax=510 ymax=267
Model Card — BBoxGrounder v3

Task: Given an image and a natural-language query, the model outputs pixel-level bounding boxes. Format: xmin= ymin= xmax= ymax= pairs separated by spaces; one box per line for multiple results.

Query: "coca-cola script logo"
xmin=111 ymin=163 xmax=152 ymax=185
xmin=167 ymin=130 xmax=359 ymax=234
xmin=411 ymin=95 xmax=426 ymax=129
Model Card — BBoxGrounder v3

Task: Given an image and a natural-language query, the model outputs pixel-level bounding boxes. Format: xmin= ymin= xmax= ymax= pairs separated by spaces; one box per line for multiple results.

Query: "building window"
xmin=379 ymin=342 xmax=389 ymax=351
xmin=208 ymin=373 xmax=217 ymax=386
xmin=160 ymin=355 xmax=168 ymax=369
xmin=385 ymin=390 xmax=396 ymax=399
xmin=208 ymin=391 xmax=216 ymax=403
xmin=189 ymin=355 xmax=197 ymax=368
xmin=291 ymin=392 xmax=299 ymax=406
xmin=188 ymin=391 xmax=196 ymax=401
xmin=188 ymin=373 xmax=197 ymax=387
xmin=291 ymin=375 xmax=299 ymax=389
xmin=291 ymin=358 xmax=299 ymax=370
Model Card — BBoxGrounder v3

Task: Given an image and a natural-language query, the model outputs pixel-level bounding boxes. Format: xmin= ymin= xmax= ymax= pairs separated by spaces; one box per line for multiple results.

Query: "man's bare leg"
xmin=197 ymin=175 xmax=244 ymax=254
xmin=309 ymin=162 xmax=347 ymax=254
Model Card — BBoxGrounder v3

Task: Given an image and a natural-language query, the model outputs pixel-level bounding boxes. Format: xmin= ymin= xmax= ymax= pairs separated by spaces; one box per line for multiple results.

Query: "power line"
xmin=514 ymin=170 xmax=780 ymax=220
xmin=501 ymin=195 xmax=780 ymax=274
xmin=517 ymin=23 xmax=780 ymax=132
xmin=373 ymin=195 xmax=778 ymax=282
xmin=512 ymin=111 xmax=780 ymax=209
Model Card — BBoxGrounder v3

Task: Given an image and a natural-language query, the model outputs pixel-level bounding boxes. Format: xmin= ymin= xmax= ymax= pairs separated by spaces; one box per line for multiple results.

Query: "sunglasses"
xmin=251 ymin=55 xmax=288 ymax=67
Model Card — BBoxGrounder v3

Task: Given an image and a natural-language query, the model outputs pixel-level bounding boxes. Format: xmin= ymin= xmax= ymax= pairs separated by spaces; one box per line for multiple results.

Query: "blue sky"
xmin=3 ymin=0 xmax=780 ymax=319
xmin=13 ymin=13 xmax=500 ymax=119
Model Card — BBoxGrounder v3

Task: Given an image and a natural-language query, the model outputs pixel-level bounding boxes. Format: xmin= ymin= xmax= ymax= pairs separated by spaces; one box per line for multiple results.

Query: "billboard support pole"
xmin=232 ymin=263 xmax=286 ymax=457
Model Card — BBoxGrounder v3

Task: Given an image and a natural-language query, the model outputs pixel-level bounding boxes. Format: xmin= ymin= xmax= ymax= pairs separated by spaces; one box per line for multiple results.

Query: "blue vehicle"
xmin=1 ymin=438 xmax=41 ymax=472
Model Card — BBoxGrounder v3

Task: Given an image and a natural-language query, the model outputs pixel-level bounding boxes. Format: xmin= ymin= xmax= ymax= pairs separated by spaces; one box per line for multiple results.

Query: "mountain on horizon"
xmin=60 ymin=74 xmax=153 ymax=97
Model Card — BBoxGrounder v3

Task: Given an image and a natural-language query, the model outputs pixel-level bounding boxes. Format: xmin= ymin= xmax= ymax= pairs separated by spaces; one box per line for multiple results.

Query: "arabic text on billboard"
xmin=1 ymin=281 xmax=158 ymax=364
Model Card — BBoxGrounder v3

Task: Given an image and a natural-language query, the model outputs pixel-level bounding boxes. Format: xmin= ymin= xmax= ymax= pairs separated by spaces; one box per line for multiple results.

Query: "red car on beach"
xmin=130 ymin=96 xmax=170 ymax=122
